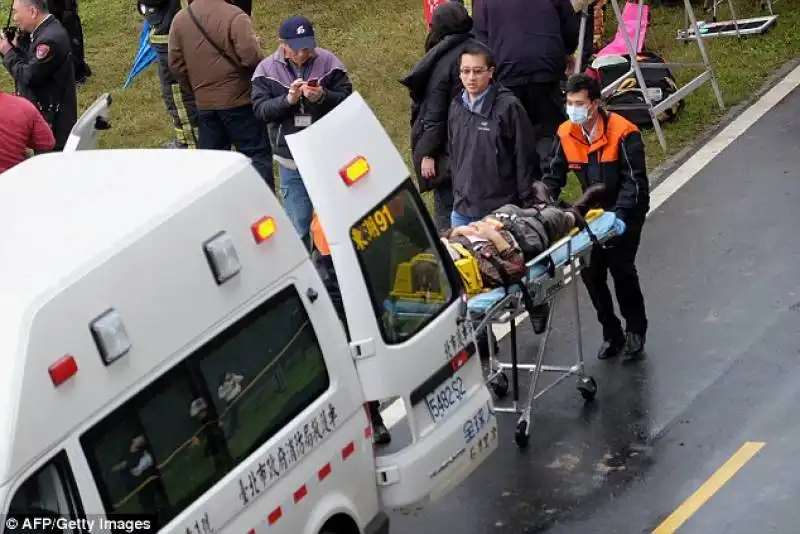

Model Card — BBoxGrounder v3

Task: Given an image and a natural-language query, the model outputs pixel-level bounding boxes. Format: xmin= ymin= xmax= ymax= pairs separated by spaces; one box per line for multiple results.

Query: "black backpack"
xmin=598 ymin=51 xmax=683 ymax=128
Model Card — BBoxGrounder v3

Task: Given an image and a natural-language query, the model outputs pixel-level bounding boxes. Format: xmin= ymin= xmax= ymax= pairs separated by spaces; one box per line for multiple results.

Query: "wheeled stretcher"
xmin=466 ymin=211 xmax=625 ymax=447
xmin=385 ymin=211 xmax=626 ymax=449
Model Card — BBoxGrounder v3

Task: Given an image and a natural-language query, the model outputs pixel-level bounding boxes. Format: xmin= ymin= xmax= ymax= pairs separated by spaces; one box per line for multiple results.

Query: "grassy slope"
xmin=1 ymin=0 xmax=798 ymax=200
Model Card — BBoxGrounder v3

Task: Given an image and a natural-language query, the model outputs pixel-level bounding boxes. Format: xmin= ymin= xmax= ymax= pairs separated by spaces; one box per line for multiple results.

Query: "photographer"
xmin=0 ymin=0 xmax=77 ymax=151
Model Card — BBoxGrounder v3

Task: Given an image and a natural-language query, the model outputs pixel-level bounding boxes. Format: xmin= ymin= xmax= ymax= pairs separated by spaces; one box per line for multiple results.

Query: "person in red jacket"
xmin=0 ymin=90 xmax=56 ymax=174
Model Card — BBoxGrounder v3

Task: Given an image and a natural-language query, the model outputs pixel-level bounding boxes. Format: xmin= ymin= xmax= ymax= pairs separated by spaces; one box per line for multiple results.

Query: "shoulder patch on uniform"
xmin=35 ymin=43 xmax=50 ymax=60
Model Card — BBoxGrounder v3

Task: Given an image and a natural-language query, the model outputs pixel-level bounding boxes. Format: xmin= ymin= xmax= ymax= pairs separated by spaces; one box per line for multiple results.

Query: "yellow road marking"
xmin=653 ymin=441 xmax=766 ymax=534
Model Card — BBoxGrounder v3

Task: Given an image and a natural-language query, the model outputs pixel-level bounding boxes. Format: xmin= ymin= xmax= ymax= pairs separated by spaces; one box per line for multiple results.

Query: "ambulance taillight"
xmin=339 ymin=156 xmax=370 ymax=186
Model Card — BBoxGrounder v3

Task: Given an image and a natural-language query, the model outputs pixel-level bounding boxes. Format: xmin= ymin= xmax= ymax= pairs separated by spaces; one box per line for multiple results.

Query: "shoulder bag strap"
xmin=186 ymin=4 xmax=246 ymax=75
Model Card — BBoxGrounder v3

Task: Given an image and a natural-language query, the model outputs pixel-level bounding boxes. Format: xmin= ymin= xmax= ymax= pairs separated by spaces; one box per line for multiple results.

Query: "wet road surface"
xmin=388 ymin=82 xmax=800 ymax=533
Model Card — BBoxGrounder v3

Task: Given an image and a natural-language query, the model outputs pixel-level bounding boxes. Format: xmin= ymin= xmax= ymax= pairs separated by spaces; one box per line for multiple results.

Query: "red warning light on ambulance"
xmin=251 ymin=216 xmax=277 ymax=243
xmin=339 ymin=156 xmax=370 ymax=186
xmin=49 ymin=355 xmax=78 ymax=387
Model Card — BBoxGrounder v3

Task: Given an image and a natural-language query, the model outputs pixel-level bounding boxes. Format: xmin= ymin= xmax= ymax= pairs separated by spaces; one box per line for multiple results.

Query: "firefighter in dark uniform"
xmin=137 ymin=0 xmax=199 ymax=148
xmin=47 ymin=0 xmax=91 ymax=84
xmin=0 ymin=0 xmax=78 ymax=151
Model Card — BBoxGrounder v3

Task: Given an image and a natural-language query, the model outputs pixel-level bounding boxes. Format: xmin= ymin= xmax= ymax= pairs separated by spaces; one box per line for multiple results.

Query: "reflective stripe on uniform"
xmin=170 ymin=84 xmax=198 ymax=148
xmin=150 ymin=32 xmax=169 ymax=45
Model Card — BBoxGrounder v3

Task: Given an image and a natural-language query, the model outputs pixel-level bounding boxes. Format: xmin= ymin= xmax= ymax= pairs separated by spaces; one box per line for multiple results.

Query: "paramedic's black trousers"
xmin=508 ymin=82 xmax=567 ymax=175
xmin=581 ymin=219 xmax=648 ymax=342
xmin=156 ymin=46 xmax=199 ymax=148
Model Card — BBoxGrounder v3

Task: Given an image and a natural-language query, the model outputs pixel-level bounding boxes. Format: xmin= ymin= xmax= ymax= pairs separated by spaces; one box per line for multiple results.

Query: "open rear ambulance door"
xmin=62 ymin=93 xmax=112 ymax=152
xmin=285 ymin=93 xmax=498 ymax=511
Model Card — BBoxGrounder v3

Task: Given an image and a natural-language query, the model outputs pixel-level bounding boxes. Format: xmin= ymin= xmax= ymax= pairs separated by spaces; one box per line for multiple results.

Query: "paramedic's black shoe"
xmin=373 ymin=423 xmax=391 ymax=446
xmin=597 ymin=338 xmax=624 ymax=360
xmin=622 ymin=332 xmax=646 ymax=362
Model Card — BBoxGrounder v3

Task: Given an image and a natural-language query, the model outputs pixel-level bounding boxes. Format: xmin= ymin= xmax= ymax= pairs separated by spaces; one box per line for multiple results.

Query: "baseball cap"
xmin=279 ymin=15 xmax=317 ymax=50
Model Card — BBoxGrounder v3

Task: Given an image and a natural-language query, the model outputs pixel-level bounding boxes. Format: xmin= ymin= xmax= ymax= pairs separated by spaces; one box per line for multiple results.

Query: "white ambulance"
xmin=0 ymin=92 xmax=498 ymax=534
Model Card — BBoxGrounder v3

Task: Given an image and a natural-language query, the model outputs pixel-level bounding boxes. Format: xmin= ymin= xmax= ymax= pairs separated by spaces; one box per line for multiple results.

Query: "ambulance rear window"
xmin=79 ymin=284 xmax=329 ymax=528
xmin=351 ymin=181 xmax=456 ymax=344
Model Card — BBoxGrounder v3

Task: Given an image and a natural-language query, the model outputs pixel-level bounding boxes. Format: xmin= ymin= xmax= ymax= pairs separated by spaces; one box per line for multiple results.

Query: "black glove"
xmin=569 ymin=183 xmax=607 ymax=216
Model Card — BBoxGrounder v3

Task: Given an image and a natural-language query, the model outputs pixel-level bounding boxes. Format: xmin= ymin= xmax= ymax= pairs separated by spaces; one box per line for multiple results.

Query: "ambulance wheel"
xmin=490 ymin=372 xmax=510 ymax=399
xmin=577 ymin=376 xmax=597 ymax=401
xmin=514 ymin=421 xmax=529 ymax=448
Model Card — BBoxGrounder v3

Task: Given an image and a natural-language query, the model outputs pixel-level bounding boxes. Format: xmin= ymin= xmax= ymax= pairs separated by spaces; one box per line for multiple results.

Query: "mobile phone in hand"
xmin=306 ymin=79 xmax=319 ymax=87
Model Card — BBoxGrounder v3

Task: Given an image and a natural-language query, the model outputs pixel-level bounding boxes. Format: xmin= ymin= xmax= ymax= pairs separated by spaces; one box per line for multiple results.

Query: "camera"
xmin=2 ymin=25 xmax=16 ymax=42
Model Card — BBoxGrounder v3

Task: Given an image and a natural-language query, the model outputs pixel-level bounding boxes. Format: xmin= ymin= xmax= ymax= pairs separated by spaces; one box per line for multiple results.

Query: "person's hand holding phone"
xmin=287 ymin=78 xmax=305 ymax=105
xmin=302 ymin=79 xmax=324 ymax=102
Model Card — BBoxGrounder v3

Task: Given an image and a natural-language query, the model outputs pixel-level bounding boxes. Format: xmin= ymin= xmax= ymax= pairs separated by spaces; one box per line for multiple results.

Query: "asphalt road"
xmin=388 ymin=82 xmax=800 ymax=533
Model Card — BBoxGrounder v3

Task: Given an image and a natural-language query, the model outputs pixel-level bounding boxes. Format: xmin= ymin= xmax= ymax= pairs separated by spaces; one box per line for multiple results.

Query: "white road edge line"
xmin=381 ymin=64 xmax=800 ymax=430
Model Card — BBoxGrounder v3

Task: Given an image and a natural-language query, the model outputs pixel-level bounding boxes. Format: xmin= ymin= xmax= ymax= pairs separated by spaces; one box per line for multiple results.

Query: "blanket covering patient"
xmin=440 ymin=182 xmax=607 ymax=289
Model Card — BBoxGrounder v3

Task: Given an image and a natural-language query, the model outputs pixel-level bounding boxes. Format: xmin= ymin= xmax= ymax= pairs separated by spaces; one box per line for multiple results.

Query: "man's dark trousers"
xmin=508 ymin=82 xmax=567 ymax=176
xmin=197 ymin=105 xmax=275 ymax=191
xmin=48 ymin=0 xmax=91 ymax=81
xmin=231 ymin=0 xmax=252 ymax=15
xmin=580 ymin=219 xmax=648 ymax=342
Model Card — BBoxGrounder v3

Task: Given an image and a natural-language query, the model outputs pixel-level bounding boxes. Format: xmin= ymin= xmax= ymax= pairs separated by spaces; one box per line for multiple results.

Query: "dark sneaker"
xmin=597 ymin=337 xmax=624 ymax=360
xmin=373 ymin=423 xmax=391 ymax=446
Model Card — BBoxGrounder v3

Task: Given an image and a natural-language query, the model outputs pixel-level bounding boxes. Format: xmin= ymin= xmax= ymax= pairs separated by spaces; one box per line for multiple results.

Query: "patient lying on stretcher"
xmin=438 ymin=182 xmax=607 ymax=290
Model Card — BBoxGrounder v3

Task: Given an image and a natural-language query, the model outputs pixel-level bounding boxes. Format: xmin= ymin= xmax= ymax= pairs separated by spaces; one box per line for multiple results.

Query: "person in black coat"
xmin=473 ymin=0 xmax=579 ymax=173
xmin=399 ymin=2 xmax=478 ymax=231
xmin=0 ymin=0 xmax=78 ymax=151
xmin=47 ymin=0 xmax=91 ymax=83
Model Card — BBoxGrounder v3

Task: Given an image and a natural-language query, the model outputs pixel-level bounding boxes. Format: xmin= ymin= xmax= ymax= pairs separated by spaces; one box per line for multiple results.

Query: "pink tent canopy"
xmin=597 ymin=1 xmax=650 ymax=57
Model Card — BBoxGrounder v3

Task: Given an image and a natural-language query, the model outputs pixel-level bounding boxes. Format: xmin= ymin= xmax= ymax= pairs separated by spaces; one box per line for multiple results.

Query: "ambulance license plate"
xmin=425 ymin=368 xmax=467 ymax=423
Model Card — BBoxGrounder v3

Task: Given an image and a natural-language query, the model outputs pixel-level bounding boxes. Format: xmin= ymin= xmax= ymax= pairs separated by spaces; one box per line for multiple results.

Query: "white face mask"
xmin=566 ymin=104 xmax=590 ymax=125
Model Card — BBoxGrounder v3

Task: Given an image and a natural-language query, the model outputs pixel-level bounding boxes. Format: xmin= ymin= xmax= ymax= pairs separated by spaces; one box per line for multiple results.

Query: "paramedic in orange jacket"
xmin=542 ymin=73 xmax=649 ymax=362
xmin=310 ymin=214 xmax=392 ymax=445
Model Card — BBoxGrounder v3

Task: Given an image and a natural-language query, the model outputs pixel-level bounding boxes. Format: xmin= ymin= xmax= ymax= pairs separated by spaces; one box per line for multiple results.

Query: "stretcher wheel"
xmin=514 ymin=421 xmax=530 ymax=448
xmin=577 ymin=376 xmax=597 ymax=401
xmin=490 ymin=372 xmax=510 ymax=399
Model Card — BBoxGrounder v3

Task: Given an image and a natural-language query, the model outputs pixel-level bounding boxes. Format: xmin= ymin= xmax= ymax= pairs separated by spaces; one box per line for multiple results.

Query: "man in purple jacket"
xmin=472 ymin=0 xmax=579 ymax=174
xmin=251 ymin=16 xmax=353 ymax=248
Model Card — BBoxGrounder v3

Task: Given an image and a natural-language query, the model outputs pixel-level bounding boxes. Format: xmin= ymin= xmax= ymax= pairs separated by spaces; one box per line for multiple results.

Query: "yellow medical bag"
xmin=390 ymin=243 xmax=485 ymax=303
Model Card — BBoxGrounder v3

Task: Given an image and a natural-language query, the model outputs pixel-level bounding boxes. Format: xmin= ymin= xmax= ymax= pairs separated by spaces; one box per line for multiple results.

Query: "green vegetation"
xmin=1 ymin=0 xmax=798 ymax=201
